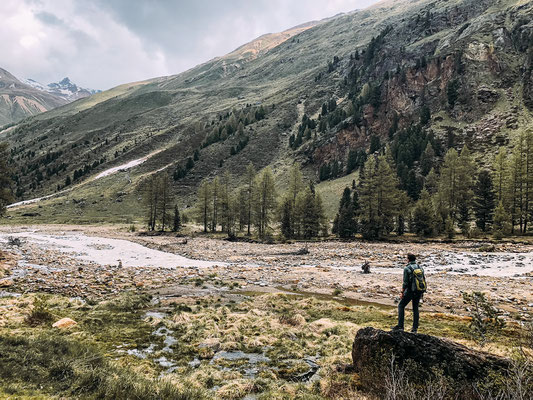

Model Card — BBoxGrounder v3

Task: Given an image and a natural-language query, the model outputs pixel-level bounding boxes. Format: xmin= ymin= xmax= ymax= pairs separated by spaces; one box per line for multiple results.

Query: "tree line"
xmin=144 ymin=174 xmax=181 ymax=232
xmin=333 ymin=129 xmax=533 ymax=240
xmin=0 ymin=143 xmax=14 ymax=216
xmin=194 ymin=163 xmax=327 ymax=240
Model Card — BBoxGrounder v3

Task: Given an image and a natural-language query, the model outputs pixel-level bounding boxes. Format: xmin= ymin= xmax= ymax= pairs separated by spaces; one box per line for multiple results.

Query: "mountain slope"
xmin=0 ymin=68 xmax=68 ymax=126
xmin=3 ymin=0 xmax=533 ymax=223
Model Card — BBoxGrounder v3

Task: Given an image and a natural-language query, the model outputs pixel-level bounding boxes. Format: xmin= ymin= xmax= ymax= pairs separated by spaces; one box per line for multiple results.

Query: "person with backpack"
xmin=391 ymin=253 xmax=427 ymax=333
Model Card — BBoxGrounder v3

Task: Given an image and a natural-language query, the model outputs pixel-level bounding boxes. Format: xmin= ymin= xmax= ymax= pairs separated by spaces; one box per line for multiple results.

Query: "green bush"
xmin=25 ymin=296 xmax=55 ymax=327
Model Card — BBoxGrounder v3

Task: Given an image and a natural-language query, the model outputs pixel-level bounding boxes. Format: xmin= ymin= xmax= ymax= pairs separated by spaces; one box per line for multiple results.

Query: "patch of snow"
xmin=8 ymin=150 xmax=163 ymax=209
xmin=95 ymin=155 xmax=152 ymax=179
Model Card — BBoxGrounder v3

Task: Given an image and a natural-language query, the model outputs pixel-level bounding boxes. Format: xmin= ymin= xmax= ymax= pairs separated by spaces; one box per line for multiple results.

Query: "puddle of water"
xmin=145 ymin=311 xmax=167 ymax=319
xmin=211 ymin=351 xmax=270 ymax=364
xmin=155 ymin=356 xmax=175 ymax=368
xmin=0 ymin=291 xmax=21 ymax=298
xmin=188 ymin=358 xmax=201 ymax=368
xmin=126 ymin=343 xmax=156 ymax=359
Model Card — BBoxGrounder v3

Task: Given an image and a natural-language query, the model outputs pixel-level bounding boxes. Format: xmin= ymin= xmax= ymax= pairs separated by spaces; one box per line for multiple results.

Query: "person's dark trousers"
xmin=397 ymin=291 xmax=421 ymax=331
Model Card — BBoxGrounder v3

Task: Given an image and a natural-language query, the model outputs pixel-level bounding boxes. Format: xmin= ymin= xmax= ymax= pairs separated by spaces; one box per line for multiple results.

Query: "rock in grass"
xmin=0 ymin=278 xmax=14 ymax=287
xmin=351 ymin=327 xmax=511 ymax=381
xmin=52 ymin=318 xmax=77 ymax=329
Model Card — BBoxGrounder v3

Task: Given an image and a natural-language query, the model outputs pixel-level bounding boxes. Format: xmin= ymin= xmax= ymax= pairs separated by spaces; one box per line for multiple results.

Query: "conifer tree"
xmin=244 ymin=163 xmax=256 ymax=235
xmin=280 ymin=197 xmax=293 ymax=239
xmin=493 ymin=201 xmax=511 ymax=238
xmin=412 ymin=189 xmax=436 ymax=236
xmin=420 ymin=105 xmax=431 ymax=125
xmin=0 ymin=143 xmax=13 ymax=216
xmin=195 ymin=179 xmax=212 ymax=233
xmin=157 ymin=173 xmax=172 ymax=231
xmin=492 ymin=148 xmax=508 ymax=205
xmin=359 ymin=154 xmax=400 ymax=239
xmin=437 ymin=146 xmax=476 ymax=227
xmin=219 ymin=170 xmax=231 ymax=233
xmin=334 ymin=187 xmax=357 ymax=238
xmin=211 ymin=176 xmax=220 ymax=232
xmin=473 ymin=170 xmax=495 ymax=232
xmin=173 ymin=204 xmax=181 ymax=232
xmin=420 ymin=142 xmax=435 ymax=176
xmin=254 ymin=167 xmax=277 ymax=238
xmin=145 ymin=175 xmax=159 ymax=231
xmin=299 ymin=186 xmax=319 ymax=239
xmin=287 ymin=163 xmax=305 ymax=237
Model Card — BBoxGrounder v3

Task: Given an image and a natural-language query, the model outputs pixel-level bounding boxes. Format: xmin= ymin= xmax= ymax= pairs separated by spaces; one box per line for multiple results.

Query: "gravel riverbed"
xmin=0 ymin=225 xmax=532 ymax=321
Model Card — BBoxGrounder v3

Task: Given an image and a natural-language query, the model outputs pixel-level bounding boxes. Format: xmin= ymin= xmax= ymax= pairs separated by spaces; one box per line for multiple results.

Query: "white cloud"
xmin=0 ymin=0 xmax=378 ymax=90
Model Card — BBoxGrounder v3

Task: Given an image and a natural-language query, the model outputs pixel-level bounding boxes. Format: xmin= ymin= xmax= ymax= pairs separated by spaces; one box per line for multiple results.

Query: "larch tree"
xmin=244 ymin=163 xmax=256 ymax=235
xmin=157 ymin=173 xmax=172 ymax=231
xmin=195 ymin=179 xmax=212 ymax=233
xmin=254 ymin=167 xmax=277 ymax=239
xmin=173 ymin=204 xmax=181 ymax=232
xmin=145 ymin=175 xmax=159 ymax=231
xmin=287 ymin=163 xmax=305 ymax=237
xmin=211 ymin=176 xmax=220 ymax=232
xmin=219 ymin=170 xmax=231 ymax=233
xmin=473 ymin=170 xmax=495 ymax=232
xmin=0 ymin=143 xmax=14 ymax=217
xmin=412 ymin=188 xmax=436 ymax=237
xmin=437 ymin=146 xmax=476 ymax=229
xmin=359 ymin=154 xmax=400 ymax=239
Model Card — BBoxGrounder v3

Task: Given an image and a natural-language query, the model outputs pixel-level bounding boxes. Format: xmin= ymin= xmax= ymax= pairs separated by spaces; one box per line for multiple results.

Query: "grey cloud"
xmin=1 ymin=0 xmax=379 ymax=90
xmin=35 ymin=11 xmax=65 ymax=26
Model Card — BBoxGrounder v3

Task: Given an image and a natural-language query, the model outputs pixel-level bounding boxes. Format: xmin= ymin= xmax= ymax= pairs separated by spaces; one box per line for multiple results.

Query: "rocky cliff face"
xmin=310 ymin=0 xmax=533 ymax=168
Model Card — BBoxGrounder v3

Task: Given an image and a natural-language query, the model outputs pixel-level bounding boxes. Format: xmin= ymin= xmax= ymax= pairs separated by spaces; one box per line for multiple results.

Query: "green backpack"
xmin=408 ymin=264 xmax=427 ymax=293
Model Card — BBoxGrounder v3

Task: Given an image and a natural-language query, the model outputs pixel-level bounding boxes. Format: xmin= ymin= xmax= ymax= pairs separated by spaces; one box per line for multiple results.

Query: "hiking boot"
xmin=391 ymin=325 xmax=404 ymax=331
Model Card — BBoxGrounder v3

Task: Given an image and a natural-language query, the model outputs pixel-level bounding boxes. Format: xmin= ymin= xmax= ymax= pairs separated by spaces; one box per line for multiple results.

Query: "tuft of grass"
xmin=98 ymin=292 xmax=152 ymax=312
xmin=25 ymin=296 xmax=55 ymax=327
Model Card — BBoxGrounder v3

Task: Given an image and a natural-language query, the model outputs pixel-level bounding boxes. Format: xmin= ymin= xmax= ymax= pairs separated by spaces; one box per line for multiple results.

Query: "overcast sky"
xmin=1 ymin=0 xmax=379 ymax=90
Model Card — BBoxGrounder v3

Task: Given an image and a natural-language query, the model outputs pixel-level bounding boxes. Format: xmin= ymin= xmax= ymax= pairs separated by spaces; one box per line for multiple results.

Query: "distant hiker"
xmin=392 ymin=254 xmax=427 ymax=333
xmin=361 ymin=261 xmax=370 ymax=274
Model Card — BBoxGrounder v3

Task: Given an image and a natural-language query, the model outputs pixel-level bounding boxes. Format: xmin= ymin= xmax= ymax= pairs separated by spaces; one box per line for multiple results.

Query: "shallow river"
xmin=0 ymin=231 xmax=225 ymax=268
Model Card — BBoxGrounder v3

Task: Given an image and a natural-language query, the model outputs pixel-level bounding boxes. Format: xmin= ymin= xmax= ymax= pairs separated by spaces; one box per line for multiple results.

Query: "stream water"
xmin=0 ymin=231 xmax=226 ymax=268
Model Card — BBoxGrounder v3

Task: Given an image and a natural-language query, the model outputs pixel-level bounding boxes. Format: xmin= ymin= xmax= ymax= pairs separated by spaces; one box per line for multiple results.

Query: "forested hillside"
xmin=2 ymin=0 xmax=532 ymax=233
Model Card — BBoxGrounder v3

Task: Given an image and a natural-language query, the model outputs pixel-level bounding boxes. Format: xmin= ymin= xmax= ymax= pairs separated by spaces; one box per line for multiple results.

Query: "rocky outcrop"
xmin=352 ymin=327 xmax=510 ymax=382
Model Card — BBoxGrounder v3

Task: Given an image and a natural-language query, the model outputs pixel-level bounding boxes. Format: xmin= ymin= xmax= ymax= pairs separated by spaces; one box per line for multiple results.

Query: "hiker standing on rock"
xmin=392 ymin=254 xmax=427 ymax=333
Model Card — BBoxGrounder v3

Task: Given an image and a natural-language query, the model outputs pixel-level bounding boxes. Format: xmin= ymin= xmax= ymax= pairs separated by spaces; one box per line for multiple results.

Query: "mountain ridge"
xmin=0 ymin=67 xmax=68 ymax=126
xmin=22 ymin=77 xmax=100 ymax=102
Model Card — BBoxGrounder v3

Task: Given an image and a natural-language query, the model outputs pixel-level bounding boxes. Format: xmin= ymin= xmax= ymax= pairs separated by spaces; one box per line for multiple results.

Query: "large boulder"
xmin=352 ymin=327 xmax=510 ymax=382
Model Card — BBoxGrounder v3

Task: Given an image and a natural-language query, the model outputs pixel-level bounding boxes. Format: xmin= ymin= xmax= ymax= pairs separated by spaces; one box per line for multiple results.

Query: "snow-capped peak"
xmin=22 ymin=77 xmax=100 ymax=101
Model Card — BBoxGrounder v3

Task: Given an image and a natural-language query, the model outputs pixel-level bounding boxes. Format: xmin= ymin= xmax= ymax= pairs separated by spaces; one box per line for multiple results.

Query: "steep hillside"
xmin=3 ymin=0 xmax=533 ymax=223
xmin=0 ymin=68 xmax=68 ymax=126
